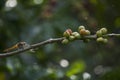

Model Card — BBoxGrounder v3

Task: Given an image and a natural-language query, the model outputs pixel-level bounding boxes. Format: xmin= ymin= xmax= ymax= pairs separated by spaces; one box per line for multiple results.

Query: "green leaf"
xmin=66 ymin=60 xmax=86 ymax=77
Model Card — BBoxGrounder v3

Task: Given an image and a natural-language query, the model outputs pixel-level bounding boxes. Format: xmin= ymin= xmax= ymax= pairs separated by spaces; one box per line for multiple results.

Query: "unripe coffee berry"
xmin=62 ymin=39 xmax=69 ymax=44
xmin=69 ymin=36 xmax=75 ymax=41
xmin=103 ymin=38 xmax=108 ymax=44
xmin=85 ymin=30 xmax=91 ymax=35
xmin=100 ymin=28 xmax=107 ymax=35
xmin=96 ymin=37 xmax=104 ymax=43
xmin=63 ymin=29 xmax=72 ymax=37
xmin=72 ymin=32 xmax=81 ymax=39
xmin=78 ymin=25 xmax=85 ymax=31
xmin=96 ymin=30 xmax=102 ymax=37
xmin=79 ymin=29 xmax=86 ymax=35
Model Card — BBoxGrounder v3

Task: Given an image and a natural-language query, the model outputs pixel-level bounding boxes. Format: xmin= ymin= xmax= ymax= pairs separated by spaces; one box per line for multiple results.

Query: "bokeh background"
xmin=0 ymin=0 xmax=120 ymax=80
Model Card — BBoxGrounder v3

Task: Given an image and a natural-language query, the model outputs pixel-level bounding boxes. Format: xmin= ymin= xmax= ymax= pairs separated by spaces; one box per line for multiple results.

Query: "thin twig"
xmin=0 ymin=33 xmax=120 ymax=58
xmin=0 ymin=37 xmax=64 ymax=58
xmin=84 ymin=33 xmax=120 ymax=39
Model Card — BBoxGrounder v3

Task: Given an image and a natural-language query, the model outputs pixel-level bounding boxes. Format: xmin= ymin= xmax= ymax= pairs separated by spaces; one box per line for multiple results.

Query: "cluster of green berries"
xmin=62 ymin=29 xmax=80 ymax=44
xmin=78 ymin=26 xmax=91 ymax=42
xmin=62 ymin=26 xmax=91 ymax=44
xmin=78 ymin=26 xmax=91 ymax=36
xmin=96 ymin=28 xmax=108 ymax=44
xmin=62 ymin=26 xmax=108 ymax=44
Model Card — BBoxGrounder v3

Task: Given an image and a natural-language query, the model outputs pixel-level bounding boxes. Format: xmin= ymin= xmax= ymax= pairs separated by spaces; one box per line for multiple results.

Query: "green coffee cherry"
xmin=79 ymin=29 xmax=86 ymax=35
xmin=63 ymin=31 xmax=70 ymax=37
xmin=103 ymin=38 xmax=108 ymax=44
xmin=72 ymin=32 xmax=81 ymax=39
xmin=69 ymin=36 xmax=75 ymax=41
xmin=85 ymin=30 xmax=91 ymax=35
xmin=75 ymin=33 xmax=81 ymax=39
xmin=96 ymin=30 xmax=103 ymax=37
xmin=78 ymin=25 xmax=85 ymax=31
xmin=63 ymin=29 xmax=72 ymax=37
xmin=62 ymin=39 xmax=69 ymax=44
xmin=100 ymin=28 xmax=107 ymax=35
xmin=96 ymin=37 xmax=104 ymax=43
xmin=72 ymin=32 xmax=78 ymax=36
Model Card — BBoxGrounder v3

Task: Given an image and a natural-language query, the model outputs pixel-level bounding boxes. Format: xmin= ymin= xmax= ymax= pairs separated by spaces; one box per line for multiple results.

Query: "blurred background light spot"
xmin=60 ymin=59 xmax=69 ymax=68
xmin=33 ymin=0 xmax=43 ymax=4
xmin=94 ymin=65 xmax=104 ymax=75
xmin=6 ymin=60 xmax=15 ymax=75
xmin=94 ymin=65 xmax=111 ymax=75
xmin=82 ymin=72 xmax=91 ymax=80
xmin=66 ymin=60 xmax=86 ymax=77
xmin=5 ymin=0 xmax=17 ymax=8
xmin=56 ymin=70 xmax=64 ymax=78
xmin=32 ymin=26 xmax=41 ymax=35
xmin=70 ymin=75 xmax=77 ymax=80
xmin=33 ymin=64 xmax=40 ymax=70
xmin=46 ymin=68 xmax=53 ymax=74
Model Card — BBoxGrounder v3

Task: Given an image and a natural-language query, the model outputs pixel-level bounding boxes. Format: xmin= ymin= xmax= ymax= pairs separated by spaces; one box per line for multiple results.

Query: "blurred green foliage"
xmin=0 ymin=0 xmax=120 ymax=80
